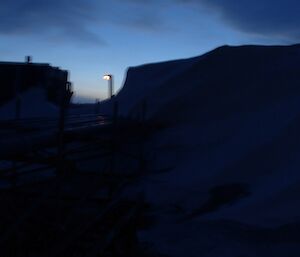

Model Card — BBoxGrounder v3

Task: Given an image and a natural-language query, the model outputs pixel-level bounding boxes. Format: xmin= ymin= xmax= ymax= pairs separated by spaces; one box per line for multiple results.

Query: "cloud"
xmin=0 ymin=0 xmax=170 ymax=44
xmin=2 ymin=0 xmax=298 ymax=44
xmin=177 ymin=0 xmax=300 ymax=42
xmin=0 ymin=0 xmax=105 ymax=44
xmin=112 ymin=0 xmax=172 ymax=32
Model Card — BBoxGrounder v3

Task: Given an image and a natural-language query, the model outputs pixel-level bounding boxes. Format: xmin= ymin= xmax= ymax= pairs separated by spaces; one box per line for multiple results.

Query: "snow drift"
xmin=0 ymin=88 xmax=59 ymax=120
xmin=103 ymin=44 xmax=300 ymax=256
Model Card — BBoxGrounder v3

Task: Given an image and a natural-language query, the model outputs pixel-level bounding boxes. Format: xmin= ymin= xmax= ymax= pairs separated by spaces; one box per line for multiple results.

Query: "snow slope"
xmin=103 ymin=44 xmax=300 ymax=256
xmin=0 ymin=88 xmax=59 ymax=120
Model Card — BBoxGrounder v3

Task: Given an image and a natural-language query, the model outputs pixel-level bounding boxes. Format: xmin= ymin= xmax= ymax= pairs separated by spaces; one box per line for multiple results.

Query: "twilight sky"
xmin=1 ymin=0 xmax=299 ymax=102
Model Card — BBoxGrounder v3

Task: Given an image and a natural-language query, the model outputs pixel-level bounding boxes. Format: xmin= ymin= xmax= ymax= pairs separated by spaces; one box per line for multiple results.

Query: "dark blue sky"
xmin=1 ymin=0 xmax=299 ymax=102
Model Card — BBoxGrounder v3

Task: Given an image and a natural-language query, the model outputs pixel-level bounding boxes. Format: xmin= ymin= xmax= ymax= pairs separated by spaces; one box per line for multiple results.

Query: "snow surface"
xmin=0 ymin=88 xmax=58 ymax=120
xmin=101 ymin=44 xmax=300 ymax=256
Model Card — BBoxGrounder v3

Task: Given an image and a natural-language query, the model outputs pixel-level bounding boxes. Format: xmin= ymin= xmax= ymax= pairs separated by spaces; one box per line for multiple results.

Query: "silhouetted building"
xmin=0 ymin=58 xmax=72 ymax=106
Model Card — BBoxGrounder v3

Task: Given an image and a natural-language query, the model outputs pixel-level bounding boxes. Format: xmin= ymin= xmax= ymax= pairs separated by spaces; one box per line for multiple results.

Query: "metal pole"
xmin=109 ymin=75 xmax=114 ymax=98
xmin=103 ymin=74 xmax=114 ymax=99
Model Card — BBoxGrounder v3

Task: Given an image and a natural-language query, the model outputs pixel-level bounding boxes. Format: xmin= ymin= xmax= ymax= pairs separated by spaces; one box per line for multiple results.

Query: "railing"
xmin=0 ymin=100 xmax=152 ymax=257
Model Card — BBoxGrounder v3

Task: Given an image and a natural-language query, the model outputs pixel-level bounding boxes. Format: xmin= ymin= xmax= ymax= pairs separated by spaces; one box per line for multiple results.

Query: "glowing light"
xmin=103 ymin=74 xmax=112 ymax=80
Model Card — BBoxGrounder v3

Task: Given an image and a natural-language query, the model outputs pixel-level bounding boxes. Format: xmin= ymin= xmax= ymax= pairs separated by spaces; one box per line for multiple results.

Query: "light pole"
xmin=103 ymin=74 xmax=114 ymax=99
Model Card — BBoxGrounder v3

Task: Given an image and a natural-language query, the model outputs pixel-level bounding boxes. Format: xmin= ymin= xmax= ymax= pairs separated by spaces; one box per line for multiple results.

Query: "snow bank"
xmin=103 ymin=44 xmax=300 ymax=256
xmin=0 ymin=87 xmax=59 ymax=120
